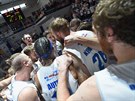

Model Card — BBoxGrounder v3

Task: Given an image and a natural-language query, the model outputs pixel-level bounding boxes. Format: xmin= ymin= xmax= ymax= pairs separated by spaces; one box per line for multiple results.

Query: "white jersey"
xmin=67 ymin=71 xmax=78 ymax=94
xmin=37 ymin=60 xmax=78 ymax=100
xmin=10 ymin=76 xmax=37 ymax=101
xmin=53 ymin=40 xmax=63 ymax=57
xmin=64 ymin=30 xmax=108 ymax=75
xmin=95 ymin=61 xmax=135 ymax=101
xmin=37 ymin=60 xmax=58 ymax=101
xmin=31 ymin=60 xmax=42 ymax=80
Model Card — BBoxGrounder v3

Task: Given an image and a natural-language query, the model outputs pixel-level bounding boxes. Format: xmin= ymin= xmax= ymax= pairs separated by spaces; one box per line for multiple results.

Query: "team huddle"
xmin=0 ymin=0 xmax=135 ymax=101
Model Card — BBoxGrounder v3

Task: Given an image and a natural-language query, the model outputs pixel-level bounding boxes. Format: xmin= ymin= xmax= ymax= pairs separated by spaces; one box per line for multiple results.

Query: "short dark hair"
xmin=43 ymin=30 xmax=50 ymax=37
xmin=93 ymin=0 xmax=135 ymax=46
xmin=22 ymin=34 xmax=31 ymax=41
xmin=34 ymin=37 xmax=53 ymax=59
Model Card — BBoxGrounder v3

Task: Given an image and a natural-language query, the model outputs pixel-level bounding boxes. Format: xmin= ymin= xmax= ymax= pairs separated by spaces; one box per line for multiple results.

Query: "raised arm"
xmin=64 ymin=34 xmax=101 ymax=51
xmin=56 ymin=54 xmax=73 ymax=101
xmin=56 ymin=54 xmax=101 ymax=101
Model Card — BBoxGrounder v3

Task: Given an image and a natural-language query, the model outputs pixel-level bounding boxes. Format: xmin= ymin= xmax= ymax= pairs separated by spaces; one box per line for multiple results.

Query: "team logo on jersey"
xmin=44 ymin=70 xmax=58 ymax=81
xmin=47 ymin=80 xmax=58 ymax=90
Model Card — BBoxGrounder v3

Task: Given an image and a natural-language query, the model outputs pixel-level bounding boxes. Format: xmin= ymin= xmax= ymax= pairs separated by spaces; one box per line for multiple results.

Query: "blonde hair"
xmin=12 ymin=54 xmax=27 ymax=72
xmin=93 ymin=0 xmax=135 ymax=46
xmin=6 ymin=53 xmax=20 ymax=66
xmin=49 ymin=17 xmax=70 ymax=33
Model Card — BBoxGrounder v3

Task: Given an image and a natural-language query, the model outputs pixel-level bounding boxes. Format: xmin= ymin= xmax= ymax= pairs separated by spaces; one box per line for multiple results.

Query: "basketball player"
xmin=49 ymin=18 xmax=108 ymax=75
xmin=11 ymin=54 xmax=40 ymax=101
xmin=34 ymin=37 xmax=90 ymax=101
xmin=56 ymin=0 xmax=135 ymax=100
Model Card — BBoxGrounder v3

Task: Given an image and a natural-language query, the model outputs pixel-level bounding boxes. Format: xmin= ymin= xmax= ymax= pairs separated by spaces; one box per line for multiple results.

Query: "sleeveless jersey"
xmin=31 ymin=60 xmax=42 ymax=80
xmin=55 ymin=40 xmax=63 ymax=56
xmin=67 ymin=71 xmax=78 ymax=94
xmin=10 ymin=76 xmax=37 ymax=101
xmin=37 ymin=60 xmax=58 ymax=101
xmin=64 ymin=30 xmax=108 ymax=75
xmin=95 ymin=61 xmax=135 ymax=101
xmin=37 ymin=60 xmax=78 ymax=100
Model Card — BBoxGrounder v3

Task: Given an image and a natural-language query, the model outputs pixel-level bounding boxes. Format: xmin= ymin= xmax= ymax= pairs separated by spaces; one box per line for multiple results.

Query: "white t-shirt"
xmin=64 ymin=30 xmax=108 ymax=75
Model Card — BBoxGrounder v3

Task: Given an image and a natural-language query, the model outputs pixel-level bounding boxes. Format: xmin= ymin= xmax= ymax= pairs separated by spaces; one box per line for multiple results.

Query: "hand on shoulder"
xmin=55 ymin=54 xmax=73 ymax=73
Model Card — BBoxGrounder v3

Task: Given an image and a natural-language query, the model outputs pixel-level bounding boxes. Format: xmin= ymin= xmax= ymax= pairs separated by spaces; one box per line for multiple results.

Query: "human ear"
xmin=105 ymin=27 xmax=114 ymax=43
xmin=22 ymin=60 xmax=29 ymax=67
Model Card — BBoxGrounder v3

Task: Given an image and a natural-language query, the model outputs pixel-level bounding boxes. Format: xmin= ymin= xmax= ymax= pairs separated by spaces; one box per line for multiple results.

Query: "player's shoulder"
xmin=18 ymin=87 xmax=38 ymax=100
xmin=76 ymin=30 xmax=95 ymax=37
xmin=85 ymin=75 xmax=97 ymax=85
xmin=67 ymin=75 xmax=101 ymax=101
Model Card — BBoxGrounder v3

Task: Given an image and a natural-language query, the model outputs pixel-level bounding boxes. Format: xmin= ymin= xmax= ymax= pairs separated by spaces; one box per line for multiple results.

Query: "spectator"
xmin=31 ymin=33 xmax=39 ymax=42
xmin=21 ymin=34 xmax=34 ymax=51
xmin=71 ymin=0 xmax=97 ymax=22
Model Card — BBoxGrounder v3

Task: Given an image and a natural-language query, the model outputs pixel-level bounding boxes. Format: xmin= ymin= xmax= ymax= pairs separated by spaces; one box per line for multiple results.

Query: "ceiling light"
xmin=14 ymin=5 xmax=20 ymax=9
xmin=20 ymin=3 xmax=26 ymax=8
xmin=1 ymin=10 xmax=8 ymax=14
xmin=7 ymin=7 xmax=13 ymax=12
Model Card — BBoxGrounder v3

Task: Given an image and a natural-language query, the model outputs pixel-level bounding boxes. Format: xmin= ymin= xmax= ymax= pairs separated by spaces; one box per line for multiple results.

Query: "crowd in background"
xmin=0 ymin=0 xmax=135 ymax=101
xmin=71 ymin=0 xmax=99 ymax=22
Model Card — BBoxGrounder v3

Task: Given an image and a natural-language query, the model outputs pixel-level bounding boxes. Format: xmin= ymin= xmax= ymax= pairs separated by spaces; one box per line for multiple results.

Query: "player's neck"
xmin=113 ymin=42 xmax=135 ymax=64
xmin=27 ymin=42 xmax=32 ymax=46
xmin=15 ymin=71 xmax=31 ymax=81
xmin=43 ymin=59 xmax=53 ymax=66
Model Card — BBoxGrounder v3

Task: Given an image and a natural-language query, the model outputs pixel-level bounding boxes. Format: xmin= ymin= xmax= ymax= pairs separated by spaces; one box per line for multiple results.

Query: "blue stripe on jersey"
xmin=129 ymin=84 xmax=135 ymax=90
